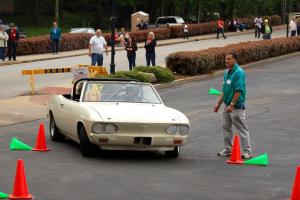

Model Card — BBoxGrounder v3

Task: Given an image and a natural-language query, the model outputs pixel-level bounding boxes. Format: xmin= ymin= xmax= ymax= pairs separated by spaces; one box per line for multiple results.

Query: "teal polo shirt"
xmin=222 ymin=63 xmax=246 ymax=107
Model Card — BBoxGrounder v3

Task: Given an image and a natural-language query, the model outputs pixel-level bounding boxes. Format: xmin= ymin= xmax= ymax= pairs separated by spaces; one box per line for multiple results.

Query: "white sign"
xmin=72 ymin=67 xmax=89 ymax=83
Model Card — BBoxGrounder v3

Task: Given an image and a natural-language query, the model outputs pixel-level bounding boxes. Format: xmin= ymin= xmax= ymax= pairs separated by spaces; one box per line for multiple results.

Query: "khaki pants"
xmin=222 ymin=106 xmax=252 ymax=152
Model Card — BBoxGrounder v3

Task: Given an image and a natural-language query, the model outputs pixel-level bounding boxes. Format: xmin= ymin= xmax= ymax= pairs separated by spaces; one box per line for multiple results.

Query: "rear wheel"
xmin=165 ymin=146 xmax=180 ymax=158
xmin=49 ymin=114 xmax=65 ymax=141
xmin=79 ymin=125 xmax=98 ymax=157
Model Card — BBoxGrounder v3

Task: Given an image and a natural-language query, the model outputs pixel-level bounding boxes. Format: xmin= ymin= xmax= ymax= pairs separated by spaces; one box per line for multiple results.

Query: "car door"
xmin=59 ymin=98 xmax=81 ymax=140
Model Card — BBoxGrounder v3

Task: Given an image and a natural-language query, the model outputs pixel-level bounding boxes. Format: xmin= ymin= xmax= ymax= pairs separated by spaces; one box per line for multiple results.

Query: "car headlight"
xmin=104 ymin=123 xmax=118 ymax=134
xmin=165 ymin=125 xmax=178 ymax=135
xmin=178 ymin=125 xmax=189 ymax=135
xmin=92 ymin=123 xmax=104 ymax=134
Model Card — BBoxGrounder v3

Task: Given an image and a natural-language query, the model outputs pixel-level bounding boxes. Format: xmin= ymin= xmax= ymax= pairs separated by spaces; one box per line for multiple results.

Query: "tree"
xmin=55 ymin=0 xmax=59 ymax=22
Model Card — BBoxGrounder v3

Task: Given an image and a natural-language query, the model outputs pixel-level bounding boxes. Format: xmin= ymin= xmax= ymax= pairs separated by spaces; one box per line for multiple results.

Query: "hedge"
xmin=16 ymin=15 xmax=282 ymax=56
xmin=166 ymin=36 xmax=300 ymax=75
xmin=109 ymin=71 xmax=151 ymax=83
xmin=168 ymin=15 xmax=282 ymax=38
xmin=17 ymin=33 xmax=94 ymax=55
xmin=107 ymin=66 xmax=174 ymax=83
xmin=134 ymin=66 xmax=175 ymax=83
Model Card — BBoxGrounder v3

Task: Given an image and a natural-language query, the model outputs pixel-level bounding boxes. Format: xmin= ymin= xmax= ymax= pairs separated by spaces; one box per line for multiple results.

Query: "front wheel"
xmin=49 ymin=114 xmax=65 ymax=141
xmin=165 ymin=146 xmax=180 ymax=158
xmin=79 ymin=125 xmax=98 ymax=157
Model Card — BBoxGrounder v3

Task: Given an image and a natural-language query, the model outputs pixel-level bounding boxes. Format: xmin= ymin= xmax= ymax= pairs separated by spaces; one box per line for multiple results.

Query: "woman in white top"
xmin=183 ymin=23 xmax=189 ymax=39
xmin=290 ymin=18 xmax=297 ymax=37
xmin=0 ymin=25 xmax=9 ymax=61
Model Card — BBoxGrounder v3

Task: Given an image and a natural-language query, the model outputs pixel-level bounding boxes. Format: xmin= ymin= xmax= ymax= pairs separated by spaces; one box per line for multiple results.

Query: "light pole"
xmin=286 ymin=0 xmax=289 ymax=37
xmin=110 ymin=0 xmax=116 ymax=74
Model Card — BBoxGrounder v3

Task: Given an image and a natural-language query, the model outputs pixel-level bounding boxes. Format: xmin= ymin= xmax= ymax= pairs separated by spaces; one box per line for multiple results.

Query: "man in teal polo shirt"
xmin=214 ymin=52 xmax=252 ymax=159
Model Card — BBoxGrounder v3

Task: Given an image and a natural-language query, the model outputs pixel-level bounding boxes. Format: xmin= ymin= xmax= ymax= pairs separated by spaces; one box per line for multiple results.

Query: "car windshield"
xmin=82 ymin=82 xmax=162 ymax=104
xmin=157 ymin=17 xmax=177 ymax=24
xmin=176 ymin=17 xmax=185 ymax=23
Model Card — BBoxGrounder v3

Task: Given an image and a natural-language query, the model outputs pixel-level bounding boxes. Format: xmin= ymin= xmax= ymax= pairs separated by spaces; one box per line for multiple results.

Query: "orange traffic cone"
xmin=226 ymin=134 xmax=244 ymax=164
xmin=9 ymin=160 xmax=33 ymax=200
xmin=290 ymin=166 xmax=300 ymax=200
xmin=32 ymin=123 xmax=49 ymax=152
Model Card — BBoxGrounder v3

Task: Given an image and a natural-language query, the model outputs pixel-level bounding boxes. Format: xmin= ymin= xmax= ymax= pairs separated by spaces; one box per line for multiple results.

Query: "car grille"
xmin=115 ymin=123 xmax=168 ymax=134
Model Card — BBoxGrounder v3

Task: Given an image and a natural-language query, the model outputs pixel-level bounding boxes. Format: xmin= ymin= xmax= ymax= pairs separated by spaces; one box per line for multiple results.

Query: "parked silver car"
xmin=70 ymin=27 xmax=95 ymax=34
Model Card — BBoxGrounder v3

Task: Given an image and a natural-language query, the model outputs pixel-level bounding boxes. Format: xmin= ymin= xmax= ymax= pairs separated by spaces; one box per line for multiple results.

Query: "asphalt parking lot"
xmin=0 ymin=55 xmax=299 ymax=200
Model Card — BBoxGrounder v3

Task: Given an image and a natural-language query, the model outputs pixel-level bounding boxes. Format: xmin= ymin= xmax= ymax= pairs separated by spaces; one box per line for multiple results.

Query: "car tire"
xmin=49 ymin=114 xmax=65 ymax=141
xmin=165 ymin=146 xmax=180 ymax=158
xmin=79 ymin=125 xmax=98 ymax=157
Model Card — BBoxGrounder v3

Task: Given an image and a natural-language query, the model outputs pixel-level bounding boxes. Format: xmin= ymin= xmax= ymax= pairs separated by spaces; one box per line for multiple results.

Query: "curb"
xmin=0 ymin=25 xmax=285 ymax=67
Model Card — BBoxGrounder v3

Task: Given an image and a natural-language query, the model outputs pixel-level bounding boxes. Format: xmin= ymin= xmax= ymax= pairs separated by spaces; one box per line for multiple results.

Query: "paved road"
xmin=0 ymin=55 xmax=299 ymax=200
xmin=0 ymin=29 xmax=286 ymax=99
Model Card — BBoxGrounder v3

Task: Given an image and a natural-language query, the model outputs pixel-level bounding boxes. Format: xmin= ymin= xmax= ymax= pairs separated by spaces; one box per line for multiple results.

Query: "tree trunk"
xmin=182 ymin=0 xmax=186 ymax=19
xmin=55 ymin=0 xmax=59 ymax=22
xmin=161 ymin=0 xmax=165 ymax=16
xmin=197 ymin=0 xmax=201 ymax=23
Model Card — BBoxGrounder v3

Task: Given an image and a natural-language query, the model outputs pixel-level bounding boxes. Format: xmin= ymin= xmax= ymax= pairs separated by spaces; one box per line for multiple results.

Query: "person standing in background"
xmin=261 ymin=19 xmax=272 ymax=40
xmin=0 ymin=25 xmax=9 ymax=61
xmin=50 ymin=22 xmax=62 ymax=54
xmin=125 ymin=35 xmax=137 ymax=70
xmin=254 ymin=16 xmax=263 ymax=38
xmin=217 ymin=17 xmax=226 ymax=39
xmin=183 ymin=23 xmax=189 ymax=39
xmin=6 ymin=23 xmax=19 ymax=61
xmin=144 ymin=32 xmax=156 ymax=66
xmin=89 ymin=29 xmax=108 ymax=66
xmin=289 ymin=17 xmax=297 ymax=37
xmin=297 ymin=18 xmax=300 ymax=36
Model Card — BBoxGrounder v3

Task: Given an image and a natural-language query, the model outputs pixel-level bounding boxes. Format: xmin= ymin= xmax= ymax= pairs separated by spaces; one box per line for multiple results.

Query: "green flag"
xmin=209 ymin=87 xmax=221 ymax=95
xmin=9 ymin=137 xmax=32 ymax=151
xmin=0 ymin=191 xmax=8 ymax=199
xmin=244 ymin=153 xmax=269 ymax=166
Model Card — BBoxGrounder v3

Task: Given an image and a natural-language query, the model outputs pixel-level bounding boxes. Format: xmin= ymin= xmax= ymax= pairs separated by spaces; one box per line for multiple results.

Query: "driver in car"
xmin=123 ymin=85 xmax=143 ymax=102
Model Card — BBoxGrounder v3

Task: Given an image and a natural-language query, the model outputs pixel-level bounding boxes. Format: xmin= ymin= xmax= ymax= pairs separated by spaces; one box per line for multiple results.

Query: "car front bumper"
xmin=89 ymin=133 xmax=188 ymax=151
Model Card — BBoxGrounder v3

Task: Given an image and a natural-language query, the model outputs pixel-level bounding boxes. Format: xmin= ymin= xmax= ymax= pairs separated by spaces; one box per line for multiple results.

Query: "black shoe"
xmin=217 ymin=149 xmax=231 ymax=157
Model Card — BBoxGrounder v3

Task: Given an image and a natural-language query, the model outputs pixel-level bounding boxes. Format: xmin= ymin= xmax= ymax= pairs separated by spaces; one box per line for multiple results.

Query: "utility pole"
xmin=110 ymin=0 xmax=116 ymax=74
xmin=55 ymin=0 xmax=59 ymax=23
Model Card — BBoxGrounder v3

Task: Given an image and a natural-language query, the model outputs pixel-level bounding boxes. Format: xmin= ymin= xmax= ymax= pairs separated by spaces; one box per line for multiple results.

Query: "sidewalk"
xmin=0 ymin=25 xmax=286 ymax=67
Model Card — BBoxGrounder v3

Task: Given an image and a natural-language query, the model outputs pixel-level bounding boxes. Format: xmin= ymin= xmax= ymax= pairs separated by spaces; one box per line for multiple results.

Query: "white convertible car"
xmin=48 ymin=78 xmax=190 ymax=157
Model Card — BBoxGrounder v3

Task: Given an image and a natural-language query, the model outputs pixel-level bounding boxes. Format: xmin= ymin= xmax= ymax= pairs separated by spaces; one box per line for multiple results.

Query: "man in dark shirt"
xmin=6 ymin=23 xmax=19 ymax=61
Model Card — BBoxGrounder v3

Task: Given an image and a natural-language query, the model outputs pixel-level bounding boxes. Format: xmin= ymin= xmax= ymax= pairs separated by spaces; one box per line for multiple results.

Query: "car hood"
xmin=85 ymin=102 xmax=186 ymax=124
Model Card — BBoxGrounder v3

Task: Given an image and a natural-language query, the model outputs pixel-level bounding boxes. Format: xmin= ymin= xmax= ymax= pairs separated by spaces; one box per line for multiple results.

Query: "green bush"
xmin=134 ymin=66 xmax=175 ymax=83
xmin=109 ymin=71 xmax=151 ymax=83
xmin=166 ymin=37 xmax=300 ymax=75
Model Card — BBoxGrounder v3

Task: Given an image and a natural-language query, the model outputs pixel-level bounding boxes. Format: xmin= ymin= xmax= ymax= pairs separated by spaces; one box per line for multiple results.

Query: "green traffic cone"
xmin=9 ymin=137 xmax=32 ymax=150
xmin=0 ymin=191 xmax=8 ymax=199
xmin=244 ymin=152 xmax=269 ymax=166
xmin=209 ymin=87 xmax=221 ymax=95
